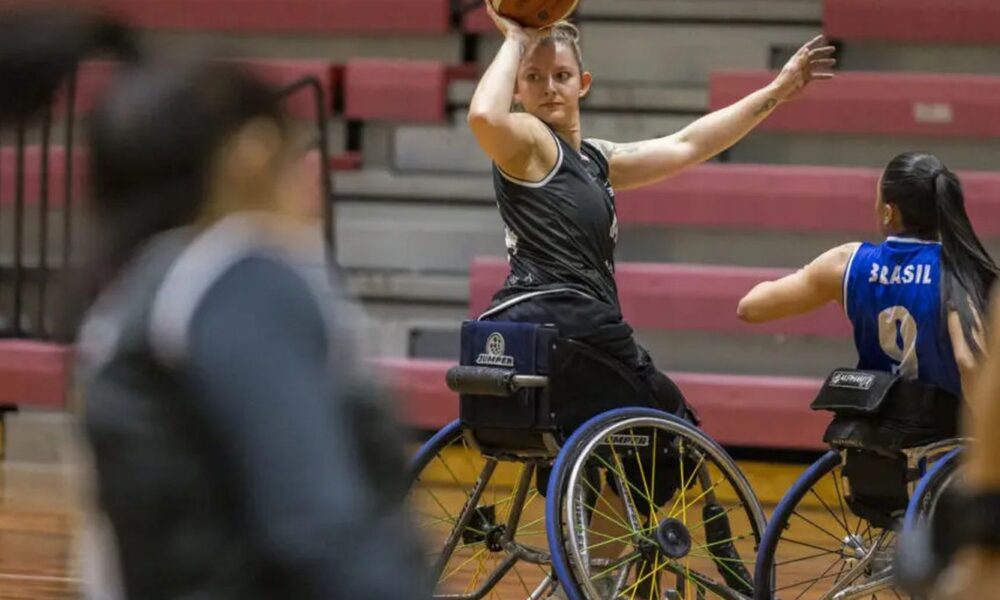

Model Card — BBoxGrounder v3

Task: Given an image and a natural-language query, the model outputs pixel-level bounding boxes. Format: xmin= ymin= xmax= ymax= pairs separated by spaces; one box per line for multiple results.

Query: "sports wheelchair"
xmin=753 ymin=368 xmax=963 ymax=600
xmin=409 ymin=320 xmax=766 ymax=600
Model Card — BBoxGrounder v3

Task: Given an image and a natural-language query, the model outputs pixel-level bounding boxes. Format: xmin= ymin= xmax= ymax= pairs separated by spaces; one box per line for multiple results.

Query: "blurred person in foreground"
xmin=0 ymin=8 xmax=429 ymax=599
xmin=933 ymin=289 xmax=1000 ymax=599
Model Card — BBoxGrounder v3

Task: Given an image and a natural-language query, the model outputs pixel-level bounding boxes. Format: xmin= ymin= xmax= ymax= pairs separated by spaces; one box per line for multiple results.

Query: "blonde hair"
xmin=535 ymin=20 xmax=584 ymax=72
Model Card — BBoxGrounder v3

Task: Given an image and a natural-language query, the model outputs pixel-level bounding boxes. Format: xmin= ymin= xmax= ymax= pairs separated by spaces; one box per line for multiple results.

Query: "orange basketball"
xmin=491 ymin=0 xmax=580 ymax=28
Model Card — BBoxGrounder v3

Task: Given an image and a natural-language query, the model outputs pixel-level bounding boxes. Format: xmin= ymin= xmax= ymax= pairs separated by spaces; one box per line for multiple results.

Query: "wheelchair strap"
xmin=478 ymin=288 xmax=596 ymax=320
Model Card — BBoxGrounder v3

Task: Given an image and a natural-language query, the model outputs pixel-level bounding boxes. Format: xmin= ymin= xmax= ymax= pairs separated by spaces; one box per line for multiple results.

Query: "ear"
xmin=224 ymin=119 xmax=283 ymax=181
xmin=579 ymin=70 xmax=593 ymax=98
xmin=882 ymin=202 xmax=895 ymax=228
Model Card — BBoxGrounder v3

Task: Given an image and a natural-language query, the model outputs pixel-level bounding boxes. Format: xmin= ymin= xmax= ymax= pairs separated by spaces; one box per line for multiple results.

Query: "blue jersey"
xmin=844 ymin=237 xmax=962 ymax=396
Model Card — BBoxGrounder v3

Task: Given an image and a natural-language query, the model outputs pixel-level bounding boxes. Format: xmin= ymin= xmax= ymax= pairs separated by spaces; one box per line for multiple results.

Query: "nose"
xmin=544 ymin=76 xmax=557 ymax=95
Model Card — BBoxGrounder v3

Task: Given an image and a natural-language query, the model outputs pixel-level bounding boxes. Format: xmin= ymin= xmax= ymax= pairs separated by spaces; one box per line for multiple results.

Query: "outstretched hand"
xmin=771 ymin=35 xmax=836 ymax=102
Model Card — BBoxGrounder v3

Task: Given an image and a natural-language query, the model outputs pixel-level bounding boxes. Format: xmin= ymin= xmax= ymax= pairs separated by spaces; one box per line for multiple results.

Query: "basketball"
xmin=491 ymin=0 xmax=580 ymax=28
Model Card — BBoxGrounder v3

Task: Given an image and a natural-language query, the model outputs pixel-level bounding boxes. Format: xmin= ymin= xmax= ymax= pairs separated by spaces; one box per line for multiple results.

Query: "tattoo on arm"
xmin=753 ymin=98 xmax=778 ymax=117
xmin=615 ymin=142 xmax=643 ymax=155
xmin=596 ymin=141 xmax=642 ymax=158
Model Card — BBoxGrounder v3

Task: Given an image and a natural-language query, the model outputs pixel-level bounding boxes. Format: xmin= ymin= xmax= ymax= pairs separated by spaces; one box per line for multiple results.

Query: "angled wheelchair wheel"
xmin=895 ymin=447 xmax=964 ymax=598
xmin=754 ymin=451 xmax=905 ymax=600
xmin=547 ymin=408 xmax=766 ymax=600
xmin=409 ymin=420 xmax=557 ymax=599
xmin=903 ymin=447 xmax=963 ymax=533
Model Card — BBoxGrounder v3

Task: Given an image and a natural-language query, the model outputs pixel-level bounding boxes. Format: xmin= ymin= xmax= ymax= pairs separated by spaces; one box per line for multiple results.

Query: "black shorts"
xmin=481 ymin=290 xmax=690 ymax=419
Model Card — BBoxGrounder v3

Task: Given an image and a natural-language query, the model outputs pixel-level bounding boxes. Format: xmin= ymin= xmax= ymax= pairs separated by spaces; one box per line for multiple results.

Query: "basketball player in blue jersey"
xmin=739 ymin=151 xmax=999 ymax=397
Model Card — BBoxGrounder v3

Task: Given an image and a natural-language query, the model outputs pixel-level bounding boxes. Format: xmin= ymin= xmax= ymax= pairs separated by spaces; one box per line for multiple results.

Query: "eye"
xmin=526 ymin=73 xmax=541 ymax=83
xmin=557 ymin=71 xmax=572 ymax=82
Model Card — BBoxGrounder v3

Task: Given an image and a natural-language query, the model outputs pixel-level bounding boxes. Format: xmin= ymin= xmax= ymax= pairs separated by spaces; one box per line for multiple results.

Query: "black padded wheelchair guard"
xmin=811 ymin=368 xmax=962 ymax=529
xmin=454 ymin=320 xmax=659 ymax=459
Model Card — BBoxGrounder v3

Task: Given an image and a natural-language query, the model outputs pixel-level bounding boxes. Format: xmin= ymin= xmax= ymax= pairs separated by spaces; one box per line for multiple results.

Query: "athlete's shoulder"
xmin=818 ymin=242 xmax=863 ymax=271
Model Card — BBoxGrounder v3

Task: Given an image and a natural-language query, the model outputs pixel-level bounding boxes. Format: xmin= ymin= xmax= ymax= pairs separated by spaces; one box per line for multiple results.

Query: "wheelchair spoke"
xmin=831 ymin=469 xmax=854 ymax=536
xmin=441 ymin=546 xmax=489 ymax=584
xmin=589 ymin=550 xmax=642 ymax=580
xmin=809 ymin=486 xmax=850 ymax=534
xmin=774 ymin=549 xmax=840 ymax=567
xmin=665 ymin=452 xmax=707 ymax=520
xmin=687 ymin=502 xmax=739 ymax=534
xmin=780 ymin=536 xmax=841 ymax=554
xmin=704 ymin=550 xmax=752 ymax=592
xmin=578 ymin=475 xmax=637 ymax=535
xmin=466 ymin=549 xmax=491 ymax=595
xmin=598 ymin=445 xmax=657 ymax=508
xmin=621 ymin=558 xmax=651 ymax=600
xmin=791 ymin=509 xmax=852 ymax=546
xmin=624 ymin=426 xmax=655 ymax=526
xmin=778 ymin=554 xmax=845 ymax=598
xmin=690 ymin=532 xmax=753 ymax=553
xmin=669 ymin=477 xmax=724 ymax=521
xmin=512 ymin=560 xmax=531 ymax=598
xmin=650 ymin=428 xmax=658 ymax=527
xmin=420 ymin=486 xmax=459 ymax=527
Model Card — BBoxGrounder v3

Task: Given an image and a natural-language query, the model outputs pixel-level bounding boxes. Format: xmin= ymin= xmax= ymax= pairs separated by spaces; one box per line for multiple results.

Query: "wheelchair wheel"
xmin=409 ymin=419 xmax=557 ymax=599
xmin=904 ymin=447 xmax=963 ymax=533
xmin=895 ymin=448 xmax=964 ymax=598
xmin=547 ymin=408 xmax=766 ymax=600
xmin=754 ymin=451 xmax=904 ymax=600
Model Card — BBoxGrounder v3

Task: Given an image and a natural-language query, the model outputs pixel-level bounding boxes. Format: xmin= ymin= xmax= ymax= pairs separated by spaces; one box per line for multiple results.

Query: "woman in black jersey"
xmin=470 ymin=3 xmax=836 ymax=418
xmin=0 ymin=8 xmax=428 ymax=600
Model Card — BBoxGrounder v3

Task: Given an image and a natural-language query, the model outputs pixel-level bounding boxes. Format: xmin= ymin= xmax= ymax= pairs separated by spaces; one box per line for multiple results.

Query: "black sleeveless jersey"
xmin=491 ymin=129 xmax=619 ymax=307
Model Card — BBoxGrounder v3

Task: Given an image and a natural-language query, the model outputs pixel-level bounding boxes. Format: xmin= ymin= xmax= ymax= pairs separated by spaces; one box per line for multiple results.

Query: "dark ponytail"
xmin=881 ymin=152 xmax=1000 ymax=355
xmin=0 ymin=7 xmax=139 ymax=121
xmin=933 ymin=169 xmax=998 ymax=353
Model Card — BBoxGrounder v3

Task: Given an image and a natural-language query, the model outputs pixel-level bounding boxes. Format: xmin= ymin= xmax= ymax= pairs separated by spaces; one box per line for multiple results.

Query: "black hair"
xmin=0 ymin=6 xmax=289 ymax=327
xmin=880 ymin=151 xmax=999 ymax=354
xmin=87 ymin=61 xmax=288 ymax=288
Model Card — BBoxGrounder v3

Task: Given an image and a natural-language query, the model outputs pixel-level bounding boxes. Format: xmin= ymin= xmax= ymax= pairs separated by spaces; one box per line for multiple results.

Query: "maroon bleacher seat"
xmin=824 ymin=0 xmax=1000 ymax=44
xmin=344 ymin=59 xmax=448 ymax=122
xmin=711 ymin=70 xmax=1000 ymax=139
xmin=240 ymin=60 xmax=336 ymax=119
xmin=0 ymin=147 xmax=87 ymax=208
xmin=0 ymin=341 xmax=72 ymax=409
xmin=379 ymin=357 xmax=829 ymax=450
xmin=93 ymin=0 xmax=451 ymax=34
xmin=617 ymin=163 xmax=1000 ymax=236
xmin=462 ymin=5 xmax=494 ymax=34
xmin=57 ymin=60 xmax=334 ymax=120
xmin=469 ymin=256 xmax=851 ymax=338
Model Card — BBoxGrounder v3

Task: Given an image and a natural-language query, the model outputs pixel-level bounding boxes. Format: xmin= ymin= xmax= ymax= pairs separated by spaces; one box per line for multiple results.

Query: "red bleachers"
xmin=470 ymin=256 xmax=851 ymax=338
xmin=0 ymin=147 xmax=86 ymax=208
xmin=462 ymin=5 xmax=494 ymax=34
xmin=825 ymin=0 xmax=1000 ymax=44
xmin=63 ymin=60 xmax=334 ymax=119
xmin=343 ymin=59 xmax=449 ymax=123
xmin=617 ymin=164 xmax=1000 ymax=236
xmin=379 ymin=357 xmax=829 ymax=450
xmin=0 ymin=341 xmax=72 ymax=409
xmin=241 ymin=60 xmax=337 ymax=119
xmin=711 ymin=70 xmax=1000 ymax=139
xmin=94 ymin=0 xmax=452 ymax=34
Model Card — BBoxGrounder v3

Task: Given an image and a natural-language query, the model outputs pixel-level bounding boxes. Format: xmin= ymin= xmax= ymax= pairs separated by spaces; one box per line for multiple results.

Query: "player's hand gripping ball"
xmin=489 ymin=0 xmax=580 ymax=28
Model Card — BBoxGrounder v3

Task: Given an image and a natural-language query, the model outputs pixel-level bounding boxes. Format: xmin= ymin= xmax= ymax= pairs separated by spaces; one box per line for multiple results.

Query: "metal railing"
xmin=0 ymin=66 xmax=335 ymax=341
